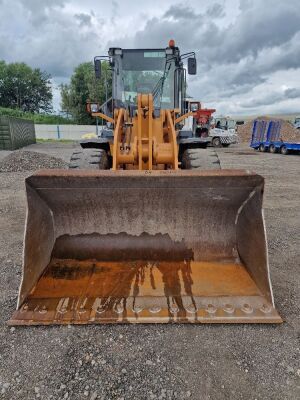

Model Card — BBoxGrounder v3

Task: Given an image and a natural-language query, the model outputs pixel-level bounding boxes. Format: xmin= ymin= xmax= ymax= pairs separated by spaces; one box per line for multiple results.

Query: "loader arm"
xmin=111 ymin=94 xmax=178 ymax=170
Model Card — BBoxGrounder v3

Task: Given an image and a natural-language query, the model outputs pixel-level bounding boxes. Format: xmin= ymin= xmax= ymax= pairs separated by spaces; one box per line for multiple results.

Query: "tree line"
xmin=60 ymin=61 xmax=112 ymax=124
xmin=0 ymin=60 xmax=111 ymax=124
xmin=0 ymin=61 xmax=52 ymax=113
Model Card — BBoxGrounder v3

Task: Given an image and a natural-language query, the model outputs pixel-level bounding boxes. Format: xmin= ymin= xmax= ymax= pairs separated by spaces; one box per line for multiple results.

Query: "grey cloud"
xmin=217 ymin=2 xmax=300 ymax=64
xmin=20 ymin=0 xmax=66 ymax=6
xmin=111 ymin=0 xmax=119 ymax=24
xmin=122 ymin=0 xmax=300 ymax=102
xmin=75 ymin=13 xmax=92 ymax=27
xmin=188 ymin=64 xmax=266 ymax=102
xmin=285 ymin=88 xmax=300 ymax=99
xmin=19 ymin=0 xmax=67 ymax=14
xmin=0 ymin=0 xmax=103 ymax=77
xmin=240 ymin=87 xmax=300 ymax=108
xmin=239 ymin=0 xmax=253 ymax=11
xmin=164 ymin=4 xmax=200 ymax=20
xmin=241 ymin=93 xmax=284 ymax=108
xmin=19 ymin=0 xmax=68 ymax=27
xmin=1 ymin=0 xmax=300 ymax=115
xmin=230 ymin=69 xmax=266 ymax=86
xmin=206 ymin=3 xmax=225 ymax=18
xmin=133 ymin=0 xmax=300 ymax=64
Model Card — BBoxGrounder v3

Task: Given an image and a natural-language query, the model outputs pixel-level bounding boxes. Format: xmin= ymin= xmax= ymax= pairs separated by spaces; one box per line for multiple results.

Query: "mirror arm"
xmin=180 ymin=51 xmax=196 ymax=60
xmin=91 ymin=112 xmax=114 ymax=124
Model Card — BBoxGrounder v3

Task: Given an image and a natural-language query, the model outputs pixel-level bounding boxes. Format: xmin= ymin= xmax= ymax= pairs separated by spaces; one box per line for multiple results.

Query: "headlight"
xmin=90 ymin=103 xmax=99 ymax=113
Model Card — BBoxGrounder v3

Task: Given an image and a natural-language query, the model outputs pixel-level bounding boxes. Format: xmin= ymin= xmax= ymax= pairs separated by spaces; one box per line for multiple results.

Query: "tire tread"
xmin=181 ymin=149 xmax=220 ymax=170
xmin=69 ymin=149 xmax=109 ymax=169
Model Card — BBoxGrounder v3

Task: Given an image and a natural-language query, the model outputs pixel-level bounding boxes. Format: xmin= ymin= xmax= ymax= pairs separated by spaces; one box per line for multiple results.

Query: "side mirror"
xmin=86 ymin=101 xmax=100 ymax=114
xmin=187 ymin=57 xmax=197 ymax=75
xmin=190 ymin=102 xmax=200 ymax=112
xmin=94 ymin=59 xmax=102 ymax=79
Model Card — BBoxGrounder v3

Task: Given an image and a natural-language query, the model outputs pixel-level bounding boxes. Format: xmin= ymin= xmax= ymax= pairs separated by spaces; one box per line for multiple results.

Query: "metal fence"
xmin=0 ymin=116 xmax=36 ymax=150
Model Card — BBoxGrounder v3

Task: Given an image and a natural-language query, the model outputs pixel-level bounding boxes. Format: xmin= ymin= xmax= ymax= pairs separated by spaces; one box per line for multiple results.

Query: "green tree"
xmin=60 ymin=61 xmax=112 ymax=124
xmin=0 ymin=61 xmax=52 ymax=113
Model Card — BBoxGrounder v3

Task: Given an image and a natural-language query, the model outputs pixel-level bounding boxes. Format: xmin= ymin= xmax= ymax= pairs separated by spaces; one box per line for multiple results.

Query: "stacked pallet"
xmin=237 ymin=117 xmax=299 ymax=143
xmin=0 ymin=116 xmax=36 ymax=150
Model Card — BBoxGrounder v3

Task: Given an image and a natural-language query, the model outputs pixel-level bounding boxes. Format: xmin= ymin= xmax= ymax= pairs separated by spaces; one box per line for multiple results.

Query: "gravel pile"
xmin=237 ymin=117 xmax=300 ymax=143
xmin=0 ymin=150 xmax=68 ymax=172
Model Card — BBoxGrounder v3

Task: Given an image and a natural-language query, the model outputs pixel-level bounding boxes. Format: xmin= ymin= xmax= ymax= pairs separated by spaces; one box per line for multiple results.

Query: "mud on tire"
xmin=69 ymin=149 xmax=109 ymax=169
xmin=181 ymin=148 xmax=220 ymax=170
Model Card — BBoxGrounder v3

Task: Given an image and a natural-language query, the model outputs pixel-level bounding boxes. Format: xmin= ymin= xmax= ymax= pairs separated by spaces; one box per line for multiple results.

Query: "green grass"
xmin=0 ymin=107 xmax=75 ymax=124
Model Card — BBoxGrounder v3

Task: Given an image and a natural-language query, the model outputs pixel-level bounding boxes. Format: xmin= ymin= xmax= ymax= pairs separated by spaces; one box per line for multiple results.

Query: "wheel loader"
xmin=9 ymin=41 xmax=282 ymax=325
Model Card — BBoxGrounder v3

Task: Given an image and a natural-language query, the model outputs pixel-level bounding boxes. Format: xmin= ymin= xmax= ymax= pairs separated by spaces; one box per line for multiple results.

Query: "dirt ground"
xmin=0 ymin=142 xmax=299 ymax=400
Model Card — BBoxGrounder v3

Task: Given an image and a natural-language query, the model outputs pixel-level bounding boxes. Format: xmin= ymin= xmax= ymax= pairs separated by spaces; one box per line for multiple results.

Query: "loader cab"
xmin=108 ymin=45 xmax=189 ymax=113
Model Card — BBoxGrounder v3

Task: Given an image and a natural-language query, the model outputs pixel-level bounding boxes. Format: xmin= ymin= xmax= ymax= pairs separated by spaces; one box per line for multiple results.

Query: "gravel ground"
xmin=0 ymin=150 xmax=68 ymax=172
xmin=0 ymin=143 xmax=299 ymax=400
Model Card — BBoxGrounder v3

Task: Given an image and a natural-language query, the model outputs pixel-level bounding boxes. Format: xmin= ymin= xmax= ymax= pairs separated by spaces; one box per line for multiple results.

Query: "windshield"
xmin=215 ymin=118 xmax=236 ymax=130
xmin=227 ymin=120 xmax=236 ymax=129
xmin=121 ymin=50 xmax=175 ymax=109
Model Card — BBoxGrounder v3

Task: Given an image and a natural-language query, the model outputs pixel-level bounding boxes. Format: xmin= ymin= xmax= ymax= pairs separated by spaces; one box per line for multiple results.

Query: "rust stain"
xmin=16 ymin=257 xmax=264 ymax=324
xmin=10 ymin=231 xmax=282 ymax=325
xmin=30 ymin=259 xmax=260 ymax=300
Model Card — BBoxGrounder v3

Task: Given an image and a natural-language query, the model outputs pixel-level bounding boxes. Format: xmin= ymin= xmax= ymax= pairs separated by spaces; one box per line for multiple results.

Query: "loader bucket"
xmin=9 ymin=170 xmax=282 ymax=325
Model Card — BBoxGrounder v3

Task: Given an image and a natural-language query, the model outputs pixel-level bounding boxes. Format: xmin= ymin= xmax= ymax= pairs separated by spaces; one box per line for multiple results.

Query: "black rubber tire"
xmin=69 ymin=149 xmax=109 ymax=169
xmin=181 ymin=148 xmax=220 ymax=170
xmin=212 ymin=137 xmax=222 ymax=148
xmin=280 ymin=145 xmax=288 ymax=155
xmin=269 ymin=144 xmax=277 ymax=153
xmin=259 ymin=144 xmax=266 ymax=152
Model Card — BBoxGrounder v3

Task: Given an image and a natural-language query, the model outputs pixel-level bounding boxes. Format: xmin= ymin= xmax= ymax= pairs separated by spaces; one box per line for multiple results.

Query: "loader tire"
xmin=69 ymin=149 xmax=109 ymax=169
xmin=181 ymin=148 xmax=220 ymax=170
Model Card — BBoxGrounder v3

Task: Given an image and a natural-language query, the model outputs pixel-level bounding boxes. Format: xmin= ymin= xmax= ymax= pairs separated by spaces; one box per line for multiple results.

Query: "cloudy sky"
xmin=1 ymin=0 xmax=300 ymax=115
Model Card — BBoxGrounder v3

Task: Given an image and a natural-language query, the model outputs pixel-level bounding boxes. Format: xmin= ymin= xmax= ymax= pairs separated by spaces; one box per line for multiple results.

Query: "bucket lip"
xmin=26 ymin=169 xmax=264 ymax=180
xmin=25 ymin=169 xmax=264 ymax=190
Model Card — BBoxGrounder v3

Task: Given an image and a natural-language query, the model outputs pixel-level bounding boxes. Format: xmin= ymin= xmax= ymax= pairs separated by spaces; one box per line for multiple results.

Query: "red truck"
xmin=186 ymin=101 xmax=238 ymax=147
xmin=187 ymin=101 xmax=216 ymax=137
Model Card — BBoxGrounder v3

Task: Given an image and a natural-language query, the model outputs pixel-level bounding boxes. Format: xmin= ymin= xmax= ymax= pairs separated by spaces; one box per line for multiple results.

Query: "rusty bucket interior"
xmin=9 ymin=169 xmax=282 ymax=325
